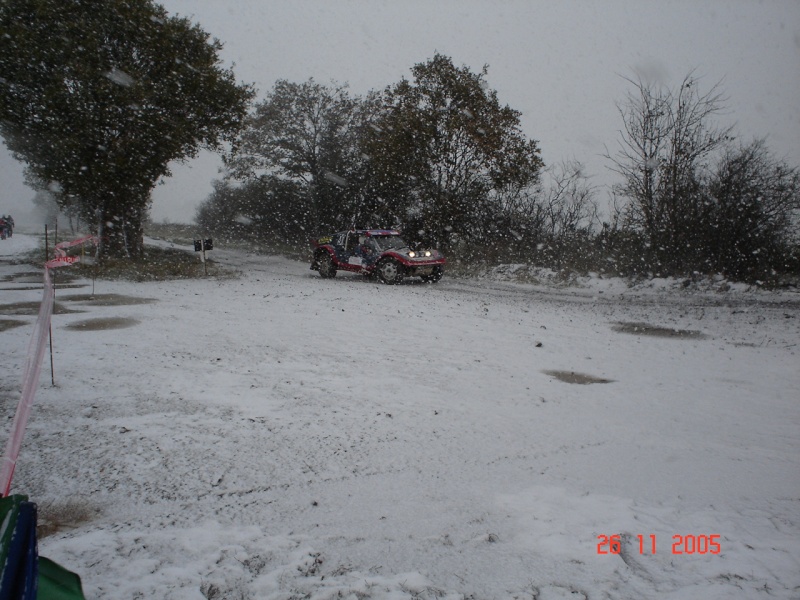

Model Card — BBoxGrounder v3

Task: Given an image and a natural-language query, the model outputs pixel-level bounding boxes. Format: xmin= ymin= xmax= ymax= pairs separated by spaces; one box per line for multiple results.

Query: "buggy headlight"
xmin=408 ymin=251 xmax=416 ymax=258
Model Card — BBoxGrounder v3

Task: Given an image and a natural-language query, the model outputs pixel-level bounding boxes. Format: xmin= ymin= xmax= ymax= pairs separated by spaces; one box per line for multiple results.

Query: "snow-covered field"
xmin=1 ymin=232 xmax=799 ymax=599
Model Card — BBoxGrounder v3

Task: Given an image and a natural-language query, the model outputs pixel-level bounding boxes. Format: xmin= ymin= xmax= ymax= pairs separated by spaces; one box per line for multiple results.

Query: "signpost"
xmin=193 ymin=238 xmax=213 ymax=275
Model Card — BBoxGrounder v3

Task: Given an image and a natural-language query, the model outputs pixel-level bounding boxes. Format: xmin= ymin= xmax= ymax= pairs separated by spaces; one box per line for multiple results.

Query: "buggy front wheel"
xmin=376 ymin=259 xmax=404 ymax=284
xmin=420 ymin=266 xmax=443 ymax=283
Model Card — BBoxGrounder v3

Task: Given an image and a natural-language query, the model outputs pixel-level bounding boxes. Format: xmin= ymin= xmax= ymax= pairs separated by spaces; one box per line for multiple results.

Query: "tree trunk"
xmin=123 ymin=216 xmax=145 ymax=257
xmin=95 ymin=199 xmax=146 ymax=259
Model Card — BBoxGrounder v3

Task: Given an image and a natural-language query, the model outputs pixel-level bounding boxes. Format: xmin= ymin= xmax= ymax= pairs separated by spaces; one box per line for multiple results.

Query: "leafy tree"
xmin=225 ymin=79 xmax=379 ymax=236
xmin=195 ymin=180 xmax=251 ymax=240
xmin=195 ymin=177 xmax=306 ymax=247
xmin=362 ymin=54 xmax=543 ymax=251
xmin=0 ymin=0 xmax=253 ymax=257
xmin=607 ymin=72 xmax=732 ymax=272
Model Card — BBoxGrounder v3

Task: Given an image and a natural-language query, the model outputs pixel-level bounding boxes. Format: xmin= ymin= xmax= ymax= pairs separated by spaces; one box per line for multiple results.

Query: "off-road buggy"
xmin=310 ymin=229 xmax=445 ymax=284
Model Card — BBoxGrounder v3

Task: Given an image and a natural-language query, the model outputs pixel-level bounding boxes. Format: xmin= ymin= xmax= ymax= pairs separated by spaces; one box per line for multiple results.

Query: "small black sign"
xmin=194 ymin=239 xmax=213 ymax=252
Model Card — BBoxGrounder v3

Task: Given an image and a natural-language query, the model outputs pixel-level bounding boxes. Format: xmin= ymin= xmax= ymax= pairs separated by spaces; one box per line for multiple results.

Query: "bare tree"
xmin=540 ymin=160 xmax=598 ymax=241
xmin=606 ymin=71 xmax=733 ymax=271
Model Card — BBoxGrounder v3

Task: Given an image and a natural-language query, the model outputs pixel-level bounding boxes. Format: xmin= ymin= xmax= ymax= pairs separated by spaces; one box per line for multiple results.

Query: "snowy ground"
xmin=1 ymin=232 xmax=799 ymax=599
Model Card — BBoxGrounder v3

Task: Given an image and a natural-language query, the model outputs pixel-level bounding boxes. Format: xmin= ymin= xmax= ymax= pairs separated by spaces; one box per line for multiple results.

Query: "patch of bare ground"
xmin=542 ymin=370 xmax=613 ymax=385
xmin=612 ymin=321 xmax=707 ymax=339
xmin=60 ymin=293 xmax=157 ymax=306
xmin=37 ymin=499 xmax=100 ymax=539
xmin=65 ymin=317 xmax=139 ymax=331
xmin=0 ymin=319 xmax=27 ymax=332
xmin=72 ymin=245 xmax=233 ymax=281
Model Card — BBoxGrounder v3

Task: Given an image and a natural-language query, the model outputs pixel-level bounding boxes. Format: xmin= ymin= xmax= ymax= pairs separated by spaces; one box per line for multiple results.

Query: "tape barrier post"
xmin=44 ymin=236 xmax=95 ymax=385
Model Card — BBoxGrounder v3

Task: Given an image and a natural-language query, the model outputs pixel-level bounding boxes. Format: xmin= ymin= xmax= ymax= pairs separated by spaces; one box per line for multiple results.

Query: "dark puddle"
xmin=2 ymin=271 xmax=82 ymax=284
xmin=1 ymin=271 xmax=44 ymax=283
xmin=542 ymin=370 xmax=613 ymax=385
xmin=0 ymin=301 xmax=83 ymax=316
xmin=0 ymin=284 xmax=88 ymax=291
xmin=612 ymin=322 xmax=706 ymax=339
xmin=0 ymin=319 xmax=27 ymax=333
xmin=65 ymin=317 xmax=139 ymax=331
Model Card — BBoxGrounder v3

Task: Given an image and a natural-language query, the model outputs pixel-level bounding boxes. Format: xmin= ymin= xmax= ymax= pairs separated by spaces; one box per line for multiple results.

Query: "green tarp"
xmin=0 ymin=495 xmax=86 ymax=600
xmin=37 ymin=558 xmax=85 ymax=600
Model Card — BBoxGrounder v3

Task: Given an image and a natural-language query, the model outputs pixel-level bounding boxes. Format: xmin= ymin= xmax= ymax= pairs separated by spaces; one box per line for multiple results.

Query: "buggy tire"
xmin=376 ymin=258 xmax=404 ymax=285
xmin=420 ymin=266 xmax=444 ymax=283
xmin=317 ymin=253 xmax=337 ymax=278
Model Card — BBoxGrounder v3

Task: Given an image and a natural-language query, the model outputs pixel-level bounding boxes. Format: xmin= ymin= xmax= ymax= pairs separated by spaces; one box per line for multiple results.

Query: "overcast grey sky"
xmin=1 ymin=0 xmax=798 ymax=224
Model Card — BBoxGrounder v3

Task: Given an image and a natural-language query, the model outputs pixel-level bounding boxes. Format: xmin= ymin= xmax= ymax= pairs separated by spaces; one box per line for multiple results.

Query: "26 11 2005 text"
xmin=597 ymin=534 xmax=721 ymax=555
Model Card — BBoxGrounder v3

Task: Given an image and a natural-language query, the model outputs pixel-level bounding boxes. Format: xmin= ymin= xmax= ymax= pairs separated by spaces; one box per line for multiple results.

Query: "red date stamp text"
xmin=597 ymin=534 xmax=721 ymax=555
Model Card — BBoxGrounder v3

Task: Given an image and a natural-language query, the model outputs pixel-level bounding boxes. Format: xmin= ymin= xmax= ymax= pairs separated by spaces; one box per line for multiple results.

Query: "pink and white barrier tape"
xmin=0 ymin=236 xmax=98 ymax=496
xmin=46 ymin=235 xmax=98 ymax=269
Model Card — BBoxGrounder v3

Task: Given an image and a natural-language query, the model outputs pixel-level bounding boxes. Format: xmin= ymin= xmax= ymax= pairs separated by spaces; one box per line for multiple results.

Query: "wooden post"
xmin=46 ymin=224 xmax=55 ymax=386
